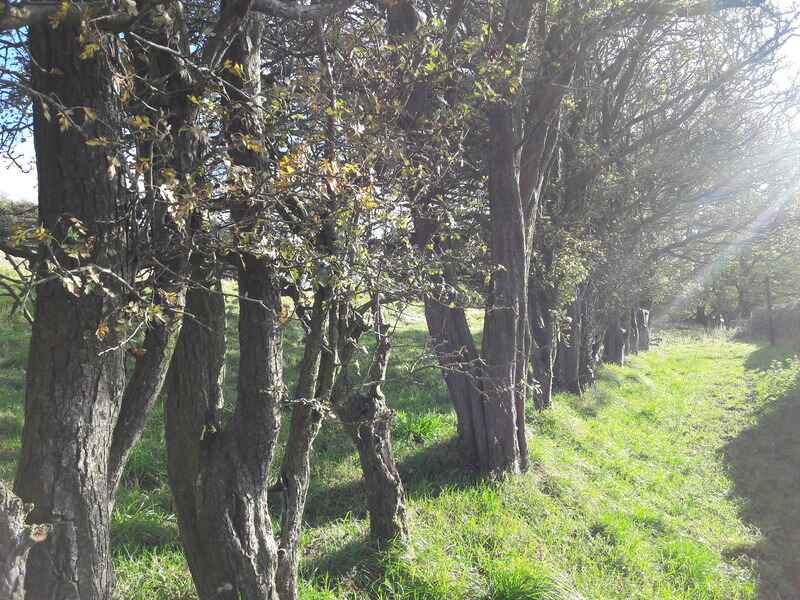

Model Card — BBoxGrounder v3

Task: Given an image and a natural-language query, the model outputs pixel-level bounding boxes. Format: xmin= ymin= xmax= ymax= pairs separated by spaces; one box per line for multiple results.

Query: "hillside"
xmin=0 ymin=300 xmax=797 ymax=599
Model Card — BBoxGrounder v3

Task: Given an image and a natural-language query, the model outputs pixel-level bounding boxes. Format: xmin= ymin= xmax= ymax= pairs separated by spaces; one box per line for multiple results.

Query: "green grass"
xmin=1 ymin=295 xmax=799 ymax=599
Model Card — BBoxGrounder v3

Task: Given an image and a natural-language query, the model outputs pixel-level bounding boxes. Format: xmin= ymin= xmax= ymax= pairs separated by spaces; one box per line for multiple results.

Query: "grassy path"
xmin=1 ymin=301 xmax=799 ymax=599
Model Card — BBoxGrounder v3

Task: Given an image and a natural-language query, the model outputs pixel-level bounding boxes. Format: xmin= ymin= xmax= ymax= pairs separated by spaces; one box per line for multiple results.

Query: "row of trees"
xmin=0 ymin=0 xmax=798 ymax=598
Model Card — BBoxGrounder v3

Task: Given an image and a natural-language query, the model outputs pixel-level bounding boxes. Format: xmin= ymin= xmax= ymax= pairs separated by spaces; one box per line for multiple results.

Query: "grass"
xmin=1 ymin=294 xmax=799 ymax=599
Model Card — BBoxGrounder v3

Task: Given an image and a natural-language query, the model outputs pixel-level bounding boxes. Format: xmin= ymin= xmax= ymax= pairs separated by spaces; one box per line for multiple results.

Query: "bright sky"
xmin=1 ymin=1 xmax=798 ymax=204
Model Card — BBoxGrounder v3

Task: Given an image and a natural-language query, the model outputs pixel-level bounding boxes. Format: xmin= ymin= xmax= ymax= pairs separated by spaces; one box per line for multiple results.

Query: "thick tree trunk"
xmin=167 ymin=256 xmax=284 ymax=600
xmin=13 ymin=22 xmax=127 ymax=600
xmin=422 ymin=298 xmax=490 ymax=470
xmin=0 ymin=483 xmax=50 ymax=600
xmin=479 ymin=105 xmax=529 ymax=475
xmin=165 ymin=272 xmax=230 ymax=599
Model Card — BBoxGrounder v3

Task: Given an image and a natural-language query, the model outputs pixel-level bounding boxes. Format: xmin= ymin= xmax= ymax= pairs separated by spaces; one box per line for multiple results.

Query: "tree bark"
xmin=603 ymin=318 xmax=626 ymax=365
xmin=479 ymin=104 xmax=529 ymax=475
xmin=637 ymin=308 xmax=650 ymax=351
xmin=626 ymin=306 xmax=640 ymax=355
xmin=164 ymin=271 xmax=231 ymax=599
xmin=167 ymin=256 xmax=284 ymax=600
xmin=528 ymin=281 xmax=556 ymax=409
xmin=333 ymin=303 xmax=408 ymax=544
xmin=13 ymin=21 xmax=127 ymax=600
xmin=0 ymin=483 xmax=50 ymax=600
xmin=555 ymin=297 xmax=581 ymax=394
xmin=275 ymin=290 xmax=329 ymax=600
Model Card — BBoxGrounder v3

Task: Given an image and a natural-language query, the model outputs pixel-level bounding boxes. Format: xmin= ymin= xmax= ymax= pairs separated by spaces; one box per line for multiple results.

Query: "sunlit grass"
xmin=0 ymin=294 xmax=797 ymax=599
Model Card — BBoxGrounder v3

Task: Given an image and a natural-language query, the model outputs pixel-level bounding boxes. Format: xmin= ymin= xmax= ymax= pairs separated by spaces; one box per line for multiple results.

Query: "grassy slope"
xmin=1 ymin=296 xmax=799 ymax=599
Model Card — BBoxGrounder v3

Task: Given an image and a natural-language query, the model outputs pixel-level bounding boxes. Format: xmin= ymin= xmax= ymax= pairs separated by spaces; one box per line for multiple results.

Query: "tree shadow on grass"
xmin=724 ymin=347 xmax=800 ymax=599
xmin=303 ymin=437 xmax=481 ymax=528
xmin=743 ymin=341 xmax=799 ymax=372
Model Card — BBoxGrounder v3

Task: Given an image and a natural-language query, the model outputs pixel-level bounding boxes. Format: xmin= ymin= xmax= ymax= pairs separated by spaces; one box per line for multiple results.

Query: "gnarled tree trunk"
xmin=334 ymin=303 xmax=408 ymax=544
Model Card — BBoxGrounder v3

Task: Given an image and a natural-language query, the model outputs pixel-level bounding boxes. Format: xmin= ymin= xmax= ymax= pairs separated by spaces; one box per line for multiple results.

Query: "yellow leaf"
xmin=107 ymin=155 xmax=120 ymax=180
xmin=278 ymin=155 xmax=295 ymax=175
xmin=128 ymin=115 xmax=151 ymax=130
xmin=86 ymin=137 xmax=110 ymax=147
xmin=80 ymin=43 xmax=100 ymax=60
xmin=48 ymin=1 xmax=71 ymax=29
xmin=96 ymin=321 xmax=110 ymax=340
xmin=83 ymin=106 xmax=97 ymax=122
xmin=57 ymin=112 xmax=71 ymax=132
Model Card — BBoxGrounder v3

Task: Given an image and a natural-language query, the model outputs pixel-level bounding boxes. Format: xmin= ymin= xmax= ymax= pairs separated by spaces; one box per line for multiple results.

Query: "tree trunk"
xmin=528 ymin=282 xmax=556 ymax=409
xmin=555 ymin=297 xmax=581 ymax=394
xmin=164 ymin=271 xmax=231 ymax=599
xmin=167 ymin=255 xmax=284 ymax=600
xmin=637 ymin=308 xmax=650 ymax=351
xmin=275 ymin=291 xmax=329 ymax=600
xmin=479 ymin=104 xmax=529 ymax=475
xmin=334 ymin=304 xmax=409 ymax=544
xmin=603 ymin=318 xmax=626 ymax=365
xmin=411 ymin=206 xmax=490 ymax=471
xmin=626 ymin=306 xmax=640 ymax=355
xmin=13 ymin=21 xmax=127 ymax=600
xmin=422 ymin=298 xmax=490 ymax=470
xmin=0 ymin=483 xmax=50 ymax=600
xmin=579 ymin=297 xmax=599 ymax=390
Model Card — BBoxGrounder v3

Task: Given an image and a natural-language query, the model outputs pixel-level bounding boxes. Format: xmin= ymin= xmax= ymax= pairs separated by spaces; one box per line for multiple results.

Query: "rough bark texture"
xmin=13 ymin=21 xmax=127 ymax=600
xmin=275 ymin=291 xmax=328 ymax=600
xmin=0 ymin=483 xmax=51 ymax=600
xmin=423 ymin=297 xmax=489 ymax=469
xmin=165 ymin=274 xmax=230 ymax=599
xmin=334 ymin=308 xmax=408 ymax=544
xmin=480 ymin=104 xmax=529 ymax=475
xmin=167 ymin=256 xmax=284 ymax=600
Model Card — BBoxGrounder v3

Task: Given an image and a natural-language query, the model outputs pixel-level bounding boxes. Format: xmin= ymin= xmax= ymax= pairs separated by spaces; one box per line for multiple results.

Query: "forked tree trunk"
xmin=422 ymin=297 xmax=490 ymax=470
xmin=411 ymin=202 xmax=491 ymax=470
xmin=167 ymin=256 xmax=284 ymax=600
xmin=334 ymin=304 xmax=409 ymax=544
